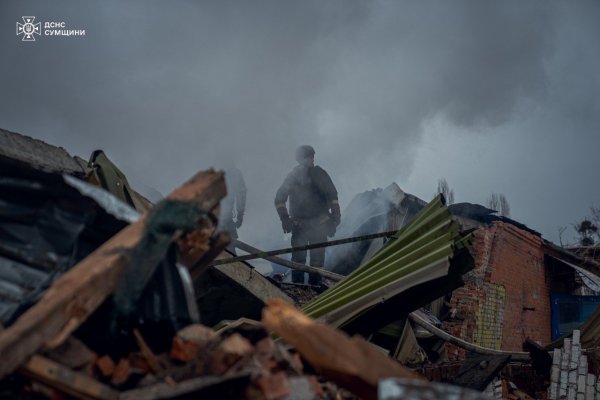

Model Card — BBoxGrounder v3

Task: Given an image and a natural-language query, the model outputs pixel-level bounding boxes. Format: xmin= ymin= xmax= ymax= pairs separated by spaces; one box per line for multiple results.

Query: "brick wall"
xmin=443 ymin=222 xmax=553 ymax=358
xmin=488 ymin=222 xmax=552 ymax=350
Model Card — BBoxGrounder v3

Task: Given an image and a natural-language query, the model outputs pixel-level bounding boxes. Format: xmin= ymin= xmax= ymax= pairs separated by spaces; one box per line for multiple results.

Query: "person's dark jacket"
xmin=275 ymin=165 xmax=338 ymax=219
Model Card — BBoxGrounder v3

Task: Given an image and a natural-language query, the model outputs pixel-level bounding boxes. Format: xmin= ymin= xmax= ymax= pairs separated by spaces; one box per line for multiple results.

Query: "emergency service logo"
xmin=15 ymin=16 xmax=85 ymax=41
xmin=16 ymin=17 xmax=40 ymax=41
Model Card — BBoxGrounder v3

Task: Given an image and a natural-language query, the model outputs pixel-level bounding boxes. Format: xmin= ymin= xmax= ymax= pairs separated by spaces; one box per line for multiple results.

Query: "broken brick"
xmin=96 ymin=355 xmax=115 ymax=377
xmin=128 ymin=352 xmax=152 ymax=374
xmin=170 ymin=324 xmax=217 ymax=363
xmin=255 ymin=372 xmax=290 ymax=400
xmin=208 ymin=333 xmax=253 ymax=375
xmin=255 ymin=337 xmax=275 ymax=366
xmin=305 ymin=375 xmax=323 ymax=397
xmin=290 ymin=352 xmax=303 ymax=372
xmin=111 ymin=358 xmax=130 ymax=387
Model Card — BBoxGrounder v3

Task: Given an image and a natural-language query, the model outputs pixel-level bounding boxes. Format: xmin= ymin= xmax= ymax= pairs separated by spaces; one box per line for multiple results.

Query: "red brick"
xmin=443 ymin=223 xmax=553 ymax=357
xmin=96 ymin=355 xmax=115 ymax=377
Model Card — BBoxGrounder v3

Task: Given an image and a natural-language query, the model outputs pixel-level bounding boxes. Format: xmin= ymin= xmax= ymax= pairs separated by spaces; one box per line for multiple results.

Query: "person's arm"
xmin=317 ymin=168 xmax=341 ymax=226
xmin=275 ymin=175 xmax=294 ymax=233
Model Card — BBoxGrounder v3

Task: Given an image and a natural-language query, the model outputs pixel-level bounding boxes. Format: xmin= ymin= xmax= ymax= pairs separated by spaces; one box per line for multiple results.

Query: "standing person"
xmin=274 ymin=145 xmax=340 ymax=285
xmin=219 ymin=167 xmax=247 ymax=253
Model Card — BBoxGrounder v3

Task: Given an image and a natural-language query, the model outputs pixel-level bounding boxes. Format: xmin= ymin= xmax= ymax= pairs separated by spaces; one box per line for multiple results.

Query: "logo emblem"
xmin=16 ymin=16 xmax=41 ymax=41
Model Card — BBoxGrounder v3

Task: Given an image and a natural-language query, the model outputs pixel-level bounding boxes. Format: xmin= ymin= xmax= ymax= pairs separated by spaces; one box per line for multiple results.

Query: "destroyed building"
xmin=322 ymin=178 xmax=600 ymax=398
xmin=1 ymin=128 xmax=600 ymax=399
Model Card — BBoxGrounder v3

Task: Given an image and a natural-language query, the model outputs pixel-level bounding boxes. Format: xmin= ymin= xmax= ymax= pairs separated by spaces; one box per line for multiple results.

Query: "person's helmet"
xmin=295 ymin=145 xmax=315 ymax=163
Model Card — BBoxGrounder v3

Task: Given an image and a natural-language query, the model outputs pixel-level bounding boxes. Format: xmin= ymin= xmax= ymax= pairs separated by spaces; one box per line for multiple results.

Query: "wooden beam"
xmin=234 ymin=239 xmax=345 ymax=281
xmin=188 ymin=232 xmax=231 ymax=280
xmin=0 ymin=170 xmax=226 ymax=378
xmin=133 ymin=328 xmax=162 ymax=374
xmin=18 ymin=354 xmax=119 ymax=400
xmin=262 ymin=299 xmax=418 ymax=400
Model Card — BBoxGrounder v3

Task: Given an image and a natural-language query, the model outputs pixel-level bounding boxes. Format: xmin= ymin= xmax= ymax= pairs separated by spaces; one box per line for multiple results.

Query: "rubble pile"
xmin=2 ymin=129 xmax=600 ymax=399
xmin=21 ymin=318 xmax=355 ymax=400
xmin=0 ymin=130 xmax=403 ymax=399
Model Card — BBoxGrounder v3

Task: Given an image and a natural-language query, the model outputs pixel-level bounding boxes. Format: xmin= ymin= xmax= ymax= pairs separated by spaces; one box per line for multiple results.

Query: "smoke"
xmin=0 ymin=1 xmax=598 ymax=247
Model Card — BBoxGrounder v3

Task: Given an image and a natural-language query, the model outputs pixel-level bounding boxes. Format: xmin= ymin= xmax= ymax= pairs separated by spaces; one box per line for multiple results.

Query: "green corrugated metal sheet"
xmin=302 ymin=194 xmax=473 ymax=328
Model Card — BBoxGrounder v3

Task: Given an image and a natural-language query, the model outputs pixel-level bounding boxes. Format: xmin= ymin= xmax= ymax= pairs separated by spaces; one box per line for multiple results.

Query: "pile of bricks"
xmin=549 ymin=330 xmax=600 ymax=400
xmin=100 ymin=322 xmax=355 ymax=399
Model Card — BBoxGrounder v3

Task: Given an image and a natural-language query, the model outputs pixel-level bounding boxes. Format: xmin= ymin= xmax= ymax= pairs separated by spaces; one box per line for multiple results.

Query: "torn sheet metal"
xmin=0 ymin=170 xmax=127 ymax=326
xmin=63 ymin=174 xmax=140 ymax=223
xmin=177 ymin=263 xmax=200 ymax=323
xmin=0 ymin=255 xmax=51 ymax=324
xmin=1 ymin=165 xmax=198 ymax=343
xmin=392 ymin=319 xmax=428 ymax=365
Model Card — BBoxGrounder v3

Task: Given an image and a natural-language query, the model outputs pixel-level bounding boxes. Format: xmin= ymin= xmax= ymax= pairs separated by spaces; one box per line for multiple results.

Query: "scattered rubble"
xmin=1 ymin=128 xmax=600 ymax=399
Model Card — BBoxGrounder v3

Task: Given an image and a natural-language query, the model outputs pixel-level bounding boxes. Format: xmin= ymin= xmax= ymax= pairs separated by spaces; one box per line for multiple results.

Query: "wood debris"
xmin=262 ymin=298 xmax=419 ymax=400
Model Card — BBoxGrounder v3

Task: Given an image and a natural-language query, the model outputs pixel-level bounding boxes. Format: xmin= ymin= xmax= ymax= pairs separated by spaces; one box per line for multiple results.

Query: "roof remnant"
xmin=302 ymin=194 xmax=473 ymax=329
xmin=193 ymin=250 xmax=293 ymax=327
xmin=0 ymin=168 xmax=130 ymax=327
xmin=0 ymin=128 xmax=86 ymax=175
xmin=544 ymin=240 xmax=600 ymax=279
xmin=0 ymin=170 xmax=227 ymax=379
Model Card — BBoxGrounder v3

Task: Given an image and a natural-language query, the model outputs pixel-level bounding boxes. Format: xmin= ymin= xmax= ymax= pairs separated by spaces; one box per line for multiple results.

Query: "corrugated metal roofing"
xmin=302 ymin=195 xmax=472 ymax=328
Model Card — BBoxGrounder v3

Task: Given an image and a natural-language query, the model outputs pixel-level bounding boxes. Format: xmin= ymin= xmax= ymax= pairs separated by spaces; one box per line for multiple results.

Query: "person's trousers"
xmin=290 ymin=220 xmax=327 ymax=285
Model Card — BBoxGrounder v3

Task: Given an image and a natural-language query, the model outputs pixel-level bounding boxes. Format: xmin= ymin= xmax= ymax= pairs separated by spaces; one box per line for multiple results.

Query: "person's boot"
xmin=291 ymin=270 xmax=305 ymax=283
xmin=308 ymin=272 xmax=322 ymax=286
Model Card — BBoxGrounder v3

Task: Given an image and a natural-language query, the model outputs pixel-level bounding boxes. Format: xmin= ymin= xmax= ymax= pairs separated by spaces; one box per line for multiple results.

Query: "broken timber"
xmin=18 ymin=355 xmax=119 ymax=400
xmin=234 ymin=239 xmax=344 ymax=281
xmin=0 ymin=170 xmax=226 ymax=379
xmin=262 ymin=299 xmax=418 ymax=400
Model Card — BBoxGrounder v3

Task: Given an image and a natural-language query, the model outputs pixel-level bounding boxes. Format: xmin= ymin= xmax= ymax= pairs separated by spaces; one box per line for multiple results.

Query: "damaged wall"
xmin=444 ymin=221 xmax=552 ymax=357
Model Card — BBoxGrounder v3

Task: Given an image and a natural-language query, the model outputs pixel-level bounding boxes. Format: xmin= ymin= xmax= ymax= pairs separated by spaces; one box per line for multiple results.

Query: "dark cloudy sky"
xmin=1 ymin=1 xmax=599 ymax=249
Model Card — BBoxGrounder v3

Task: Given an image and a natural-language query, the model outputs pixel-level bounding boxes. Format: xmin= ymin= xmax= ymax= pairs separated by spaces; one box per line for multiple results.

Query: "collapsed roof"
xmin=1 ymin=127 xmax=599 ymax=399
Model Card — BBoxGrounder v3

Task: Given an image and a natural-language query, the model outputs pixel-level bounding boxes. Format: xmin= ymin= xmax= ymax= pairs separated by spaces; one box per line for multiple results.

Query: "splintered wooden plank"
xmin=18 ymin=355 xmax=119 ymax=400
xmin=0 ymin=170 xmax=226 ymax=379
xmin=262 ymin=299 xmax=418 ymax=400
